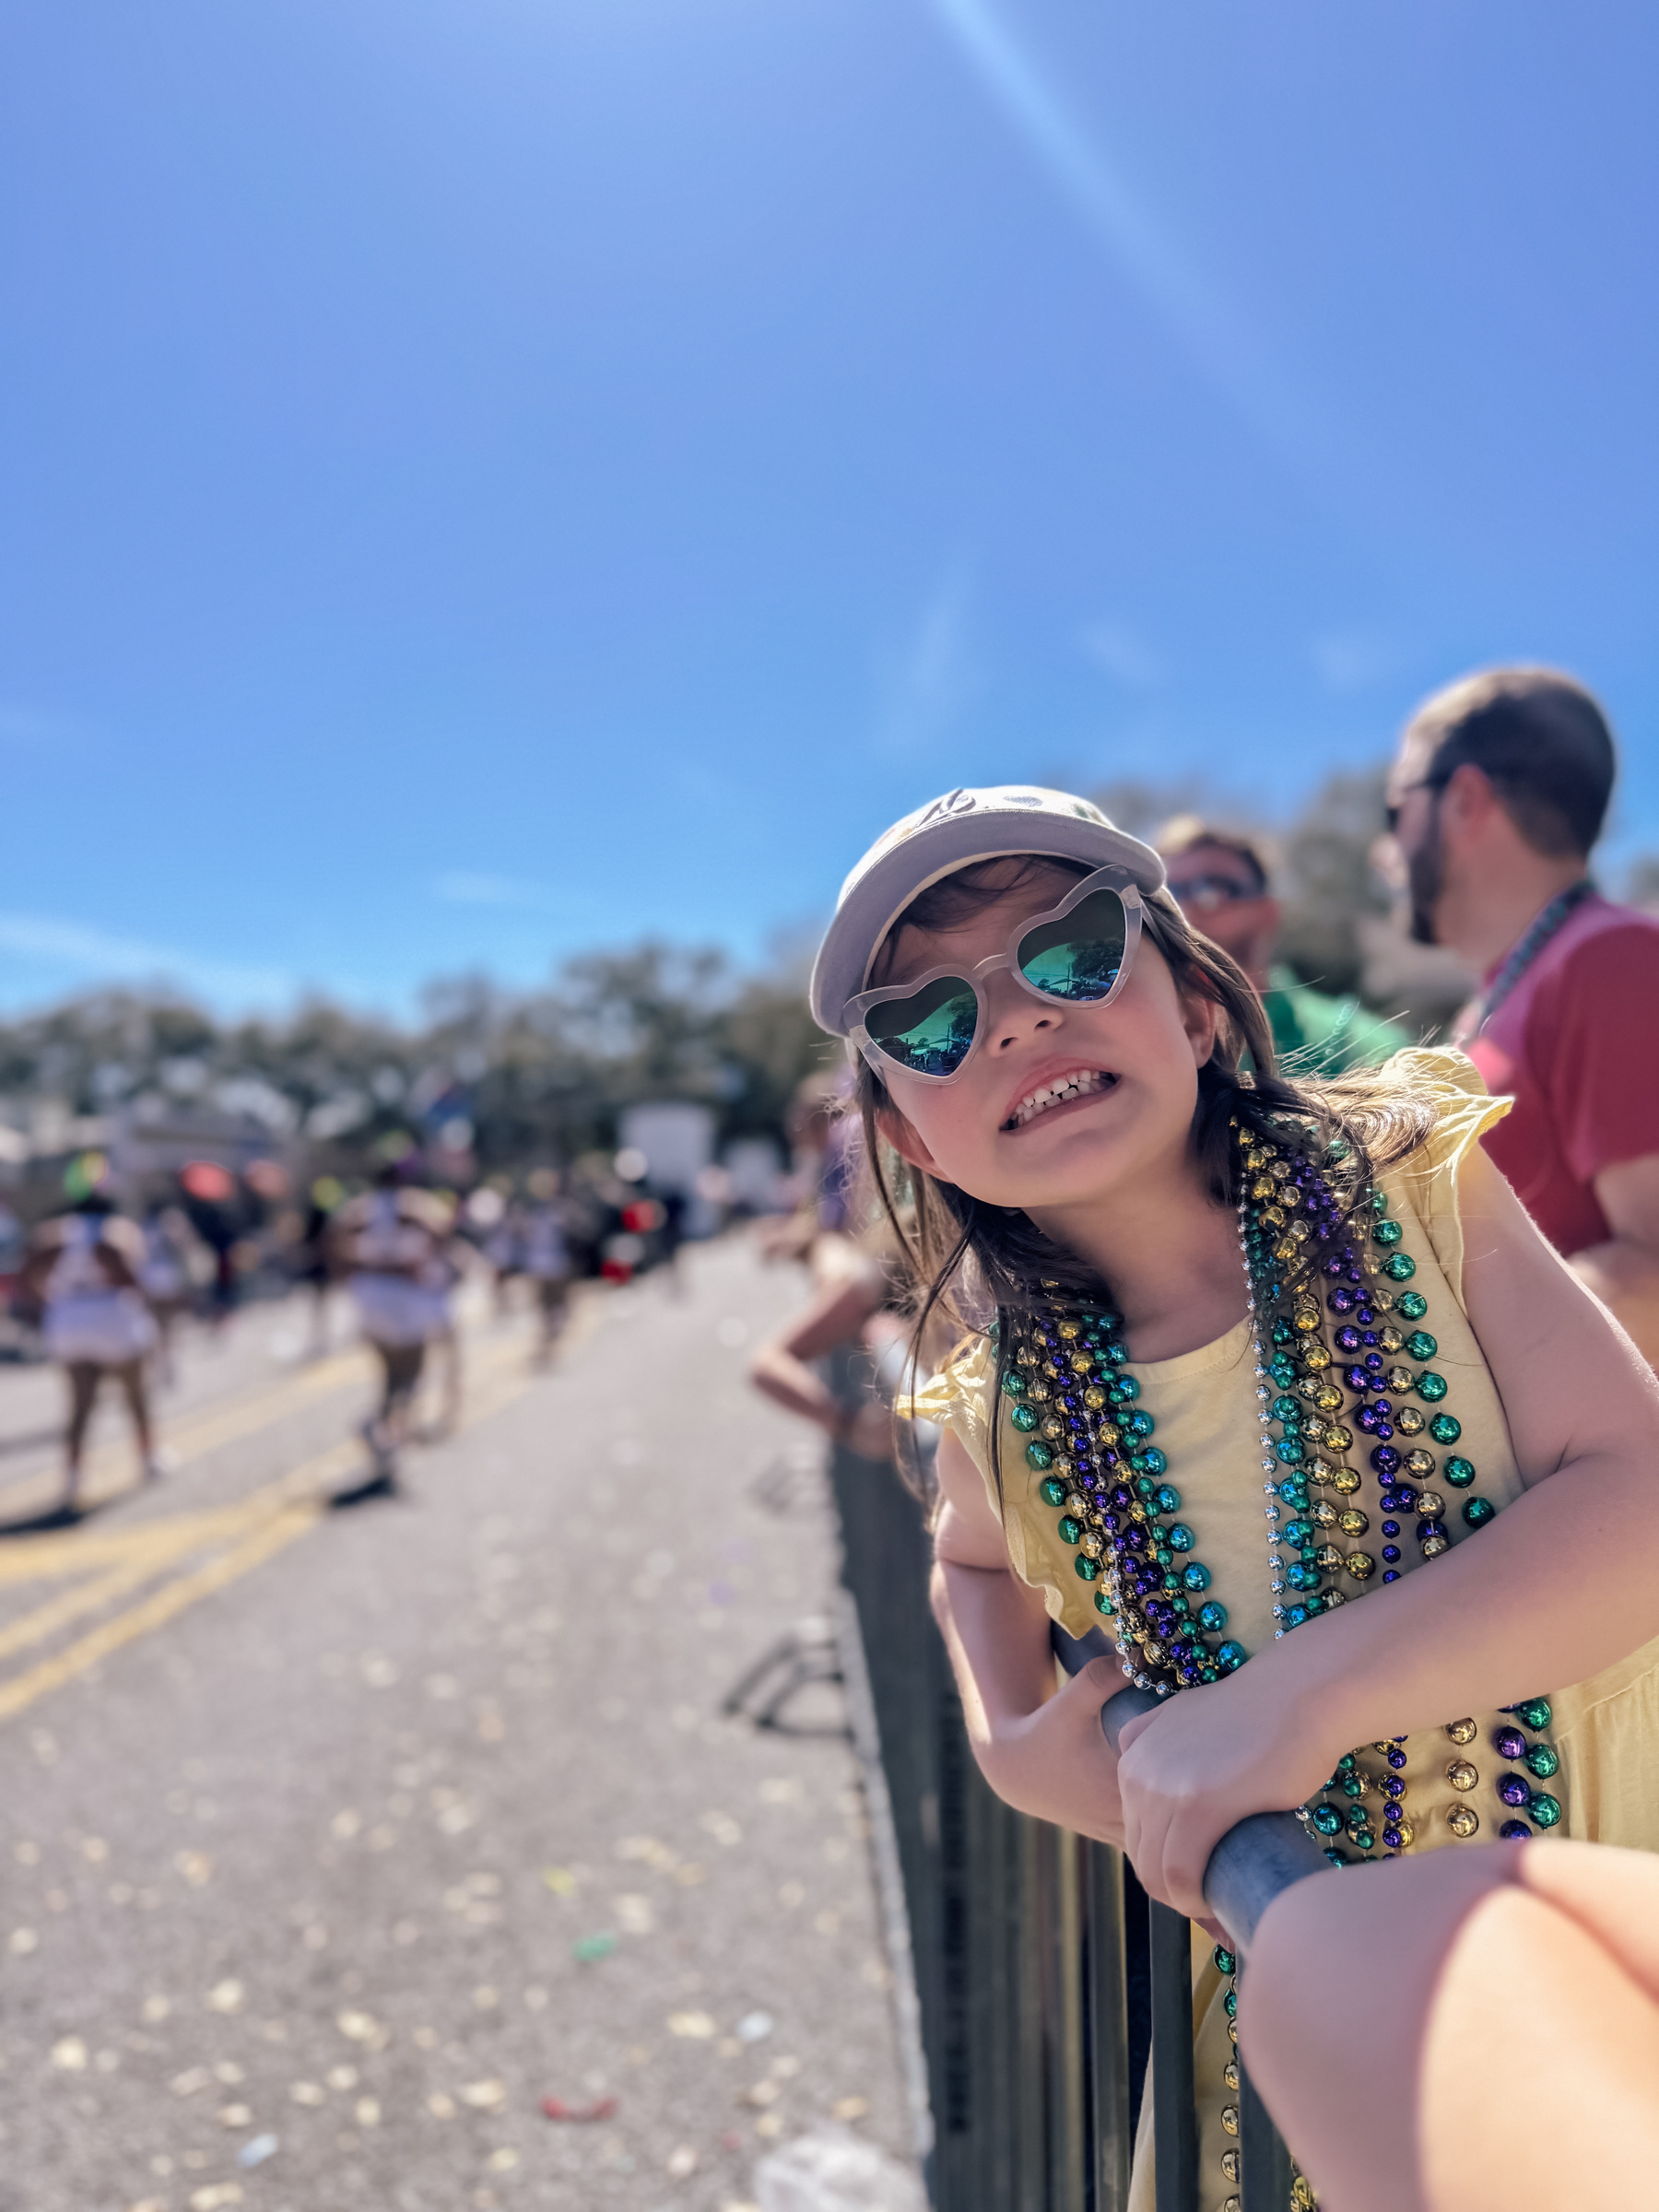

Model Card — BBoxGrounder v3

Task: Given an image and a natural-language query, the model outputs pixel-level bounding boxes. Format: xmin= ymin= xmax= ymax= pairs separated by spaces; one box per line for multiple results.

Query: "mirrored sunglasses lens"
xmin=1017 ymin=889 xmax=1128 ymax=1002
xmin=866 ymin=978 xmax=979 ymax=1076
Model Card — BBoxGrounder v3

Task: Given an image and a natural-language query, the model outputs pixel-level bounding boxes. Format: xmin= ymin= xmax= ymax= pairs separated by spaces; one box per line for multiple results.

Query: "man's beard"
xmin=1407 ymin=807 xmax=1443 ymax=945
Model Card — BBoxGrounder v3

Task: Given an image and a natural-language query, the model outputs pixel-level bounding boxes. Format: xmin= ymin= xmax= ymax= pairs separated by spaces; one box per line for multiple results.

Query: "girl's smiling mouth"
xmin=1002 ymin=1065 xmax=1119 ymax=1133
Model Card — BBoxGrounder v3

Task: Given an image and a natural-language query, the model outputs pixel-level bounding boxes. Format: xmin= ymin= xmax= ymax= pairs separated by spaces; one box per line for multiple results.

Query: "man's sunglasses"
xmin=1165 ymin=872 xmax=1264 ymax=910
xmin=844 ymin=867 xmax=1144 ymax=1085
xmin=1383 ymin=774 xmax=1449 ymax=836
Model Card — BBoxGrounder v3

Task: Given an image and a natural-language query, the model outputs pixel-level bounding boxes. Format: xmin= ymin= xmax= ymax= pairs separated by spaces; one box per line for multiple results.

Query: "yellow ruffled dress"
xmin=906 ymin=1051 xmax=1659 ymax=2212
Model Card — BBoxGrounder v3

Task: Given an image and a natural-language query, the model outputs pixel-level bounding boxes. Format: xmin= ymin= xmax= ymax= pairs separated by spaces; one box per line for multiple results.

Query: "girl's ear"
xmin=1180 ymin=985 xmax=1222 ymax=1070
xmin=875 ymin=1103 xmax=942 ymax=1180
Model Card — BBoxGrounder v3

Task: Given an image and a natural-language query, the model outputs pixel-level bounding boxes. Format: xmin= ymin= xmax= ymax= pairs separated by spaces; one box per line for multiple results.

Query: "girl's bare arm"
xmin=932 ymin=1429 xmax=1126 ymax=1844
xmin=1118 ymin=1145 xmax=1659 ymax=1915
xmin=1244 ymin=1840 xmax=1659 ymax=2212
xmin=747 ymin=1267 xmax=893 ymax=1456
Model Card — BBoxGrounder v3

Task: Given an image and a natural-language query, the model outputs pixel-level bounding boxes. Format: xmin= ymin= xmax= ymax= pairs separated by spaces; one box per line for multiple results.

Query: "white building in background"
xmin=722 ymin=1135 xmax=786 ymax=1215
xmin=616 ymin=1101 xmax=716 ymax=1197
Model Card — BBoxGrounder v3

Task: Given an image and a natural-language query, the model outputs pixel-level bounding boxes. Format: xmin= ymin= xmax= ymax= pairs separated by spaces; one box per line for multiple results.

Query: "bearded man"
xmin=1385 ymin=665 xmax=1659 ymax=1363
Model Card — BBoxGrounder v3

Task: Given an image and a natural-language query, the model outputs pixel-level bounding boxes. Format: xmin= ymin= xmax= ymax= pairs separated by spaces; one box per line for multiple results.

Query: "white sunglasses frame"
xmin=843 ymin=866 xmax=1145 ymax=1087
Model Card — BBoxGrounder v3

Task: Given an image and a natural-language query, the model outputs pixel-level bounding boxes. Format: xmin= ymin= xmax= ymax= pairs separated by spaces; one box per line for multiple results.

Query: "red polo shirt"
xmin=1462 ymin=893 xmax=1659 ymax=1256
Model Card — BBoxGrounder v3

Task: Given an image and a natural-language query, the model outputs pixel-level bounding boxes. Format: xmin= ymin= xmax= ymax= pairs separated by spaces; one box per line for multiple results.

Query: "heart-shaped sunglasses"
xmin=844 ymin=867 xmax=1144 ymax=1084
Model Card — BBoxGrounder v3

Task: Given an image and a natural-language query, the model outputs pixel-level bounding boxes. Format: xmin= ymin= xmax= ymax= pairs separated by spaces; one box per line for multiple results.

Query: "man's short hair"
xmin=1404 ymin=666 xmax=1616 ymax=858
xmin=1156 ymin=816 xmax=1270 ymax=896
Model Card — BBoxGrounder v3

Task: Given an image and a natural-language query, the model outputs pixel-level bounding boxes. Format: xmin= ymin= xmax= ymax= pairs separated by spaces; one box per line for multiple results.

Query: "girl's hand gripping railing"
xmin=1099 ymin=1682 xmax=1330 ymax=1955
xmin=1053 ymin=1624 xmax=1329 ymax=1954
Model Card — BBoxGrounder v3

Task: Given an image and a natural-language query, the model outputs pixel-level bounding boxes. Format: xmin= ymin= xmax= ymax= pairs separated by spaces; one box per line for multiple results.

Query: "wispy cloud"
xmin=882 ymin=563 xmax=980 ymax=744
xmin=433 ymin=872 xmax=555 ymax=911
xmin=1309 ymin=629 xmax=1397 ymax=695
xmin=920 ymin=0 xmax=1341 ymax=476
xmin=1080 ymin=618 xmax=1163 ymax=690
xmin=429 ymin=872 xmax=609 ymax=924
xmin=0 ymin=912 xmax=296 ymax=1005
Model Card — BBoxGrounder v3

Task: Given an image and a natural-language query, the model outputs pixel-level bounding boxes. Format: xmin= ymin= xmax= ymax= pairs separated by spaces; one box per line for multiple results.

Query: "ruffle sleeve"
xmin=1379 ymin=1047 xmax=1512 ymax=1312
xmin=900 ymin=1333 xmax=1074 ymax=1626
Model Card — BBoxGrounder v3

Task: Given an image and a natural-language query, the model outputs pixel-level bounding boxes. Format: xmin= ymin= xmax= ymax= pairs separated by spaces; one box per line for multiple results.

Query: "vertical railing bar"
xmin=1077 ymin=1843 xmax=1098 ymax=2212
xmin=1048 ymin=1831 xmax=1088 ymax=2212
xmin=1016 ymin=1816 xmax=1050 ymax=2212
xmin=1239 ymin=2060 xmax=1293 ymax=2212
xmin=1081 ymin=1839 xmax=1132 ymax=2212
xmin=1123 ymin=1856 xmax=1151 ymax=2149
xmin=1148 ymin=1899 xmax=1199 ymax=2212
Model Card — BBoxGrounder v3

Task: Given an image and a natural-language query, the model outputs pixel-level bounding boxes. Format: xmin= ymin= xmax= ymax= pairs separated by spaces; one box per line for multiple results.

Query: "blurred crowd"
xmin=0 ymin=1138 xmax=709 ymax=1521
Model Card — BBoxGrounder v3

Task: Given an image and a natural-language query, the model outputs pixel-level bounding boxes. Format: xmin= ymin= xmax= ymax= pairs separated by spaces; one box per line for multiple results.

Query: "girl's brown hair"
xmin=853 ymin=857 xmax=1433 ymax=1488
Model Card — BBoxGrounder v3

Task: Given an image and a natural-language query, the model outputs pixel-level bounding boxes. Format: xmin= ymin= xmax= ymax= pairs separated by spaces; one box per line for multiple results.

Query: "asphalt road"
xmin=0 ymin=1241 xmax=918 ymax=2212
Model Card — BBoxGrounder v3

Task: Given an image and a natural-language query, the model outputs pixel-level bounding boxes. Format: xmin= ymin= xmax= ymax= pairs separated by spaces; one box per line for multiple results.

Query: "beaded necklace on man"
xmin=996 ymin=1114 xmax=1562 ymax=1866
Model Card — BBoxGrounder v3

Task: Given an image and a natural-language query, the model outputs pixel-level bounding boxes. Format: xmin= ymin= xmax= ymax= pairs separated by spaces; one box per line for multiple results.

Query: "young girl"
xmin=807 ymin=784 xmax=1659 ymax=2212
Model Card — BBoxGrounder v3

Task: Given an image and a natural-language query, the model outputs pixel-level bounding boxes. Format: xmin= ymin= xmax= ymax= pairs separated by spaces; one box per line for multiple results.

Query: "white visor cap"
xmin=808 ymin=785 xmax=1166 ymax=1038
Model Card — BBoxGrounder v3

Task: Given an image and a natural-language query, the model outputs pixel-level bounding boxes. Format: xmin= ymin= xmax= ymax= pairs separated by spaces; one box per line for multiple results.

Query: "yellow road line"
xmin=0 ymin=1509 xmax=252 ymax=1585
xmin=0 ymin=1503 xmax=323 ymax=1723
xmin=0 ymin=1315 xmax=554 ymax=1723
xmin=0 ymin=1547 xmax=186 ymax=1661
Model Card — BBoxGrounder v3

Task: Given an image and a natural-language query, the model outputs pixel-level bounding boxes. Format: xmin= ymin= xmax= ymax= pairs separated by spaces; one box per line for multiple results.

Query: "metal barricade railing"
xmin=827 ymin=1408 xmax=1312 ymax=2212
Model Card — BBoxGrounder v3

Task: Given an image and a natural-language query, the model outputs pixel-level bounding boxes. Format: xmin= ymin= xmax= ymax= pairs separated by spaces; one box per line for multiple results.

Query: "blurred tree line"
xmin=0 ymin=944 xmax=837 ymax=1171
xmin=7 ymin=762 xmax=1652 ymax=1172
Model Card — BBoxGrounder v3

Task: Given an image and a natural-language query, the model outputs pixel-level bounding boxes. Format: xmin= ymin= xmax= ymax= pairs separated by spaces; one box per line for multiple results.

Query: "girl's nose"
xmin=982 ymin=970 xmax=1061 ymax=1053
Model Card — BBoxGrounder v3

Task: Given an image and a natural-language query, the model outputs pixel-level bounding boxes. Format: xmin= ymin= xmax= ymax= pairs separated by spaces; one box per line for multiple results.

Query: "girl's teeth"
xmin=1014 ymin=1071 xmax=1106 ymax=1125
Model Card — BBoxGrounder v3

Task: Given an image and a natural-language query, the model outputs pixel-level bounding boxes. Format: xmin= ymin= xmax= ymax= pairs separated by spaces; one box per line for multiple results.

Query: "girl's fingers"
xmin=1164 ymin=1816 xmax=1220 ymax=1920
xmin=1113 ymin=1706 xmax=1157 ymax=1756
xmin=1164 ymin=1852 xmax=1211 ymax=1923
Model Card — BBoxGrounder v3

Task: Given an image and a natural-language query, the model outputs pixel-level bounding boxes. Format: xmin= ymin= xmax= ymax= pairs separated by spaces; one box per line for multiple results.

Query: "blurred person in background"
xmin=18 ymin=1167 xmax=162 ymax=1520
xmin=177 ymin=1160 xmax=241 ymax=1336
xmin=136 ymin=1195 xmax=200 ymax=1388
xmin=750 ymin=1212 xmax=944 ymax=1499
xmin=465 ymin=1181 xmax=519 ymax=1315
xmin=329 ymin=1164 xmax=453 ymax=1504
xmin=418 ymin=1186 xmax=466 ymax=1436
xmin=0 ymin=1200 xmax=28 ymax=1348
xmin=1386 ymin=667 xmax=1659 ymax=1364
xmin=1159 ymin=817 xmax=1413 ymax=1075
xmin=520 ymin=1168 xmax=573 ymax=1365
xmin=296 ymin=1175 xmax=345 ymax=1358
xmin=750 ymin=1236 xmax=901 ymax=1466
xmin=655 ymin=1183 xmax=688 ymax=1296
xmin=758 ymin=1076 xmax=842 ymax=1264
xmin=757 ymin=1071 xmax=860 ymax=1265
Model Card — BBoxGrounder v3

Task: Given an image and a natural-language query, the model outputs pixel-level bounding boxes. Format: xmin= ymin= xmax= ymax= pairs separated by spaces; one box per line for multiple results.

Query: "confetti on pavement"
xmin=0 ymin=1252 xmax=920 ymax=2208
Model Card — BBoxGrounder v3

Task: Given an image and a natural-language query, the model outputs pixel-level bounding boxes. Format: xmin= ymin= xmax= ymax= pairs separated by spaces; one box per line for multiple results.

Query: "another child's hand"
xmin=977 ymin=1656 xmax=1127 ymax=1850
xmin=1115 ymin=1666 xmax=1335 ymax=1921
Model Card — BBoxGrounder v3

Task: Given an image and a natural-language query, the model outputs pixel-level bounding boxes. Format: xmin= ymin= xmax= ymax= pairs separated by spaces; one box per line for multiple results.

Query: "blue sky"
xmin=3 ymin=0 xmax=1655 ymax=1016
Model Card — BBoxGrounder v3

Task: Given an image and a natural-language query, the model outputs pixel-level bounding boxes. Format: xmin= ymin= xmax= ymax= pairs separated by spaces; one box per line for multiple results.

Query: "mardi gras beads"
xmin=1003 ymin=1113 xmax=1560 ymax=1851
xmin=1005 ymin=1294 xmax=1241 ymax=1694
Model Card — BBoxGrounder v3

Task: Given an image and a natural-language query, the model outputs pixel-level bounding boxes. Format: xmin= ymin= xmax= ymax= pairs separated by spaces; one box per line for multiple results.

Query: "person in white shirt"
xmin=519 ymin=1168 xmax=573 ymax=1367
xmin=329 ymin=1171 xmax=453 ymax=1503
xmin=19 ymin=1193 xmax=161 ymax=1520
xmin=137 ymin=1200 xmax=199 ymax=1388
